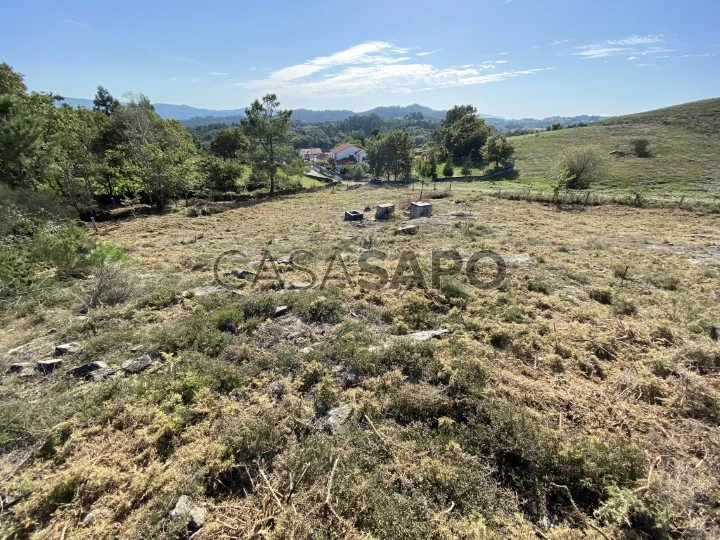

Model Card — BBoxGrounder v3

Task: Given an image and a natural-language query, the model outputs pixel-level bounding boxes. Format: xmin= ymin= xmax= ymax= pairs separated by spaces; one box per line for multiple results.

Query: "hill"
xmin=507 ymin=97 xmax=720 ymax=195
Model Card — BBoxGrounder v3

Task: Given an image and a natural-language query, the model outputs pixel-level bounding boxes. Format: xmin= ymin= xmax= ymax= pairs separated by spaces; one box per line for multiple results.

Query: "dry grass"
xmin=1 ymin=186 xmax=719 ymax=538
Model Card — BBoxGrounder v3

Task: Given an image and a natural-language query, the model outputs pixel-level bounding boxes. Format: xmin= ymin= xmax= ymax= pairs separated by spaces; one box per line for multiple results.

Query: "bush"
xmin=31 ymin=224 xmax=93 ymax=277
xmin=555 ymin=146 xmax=609 ymax=189
xmin=632 ymin=139 xmax=651 ymax=158
xmin=442 ymin=161 xmax=454 ymax=177
xmin=88 ymin=263 xmax=139 ymax=308
xmin=0 ymin=246 xmax=31 ymax=297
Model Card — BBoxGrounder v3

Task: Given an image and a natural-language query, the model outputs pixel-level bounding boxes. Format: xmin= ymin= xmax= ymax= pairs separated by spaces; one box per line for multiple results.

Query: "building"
xmin=330 ymin=142 xmax=367 ymax=164
xmin=298 ymin=148 xmax=323 ymax=162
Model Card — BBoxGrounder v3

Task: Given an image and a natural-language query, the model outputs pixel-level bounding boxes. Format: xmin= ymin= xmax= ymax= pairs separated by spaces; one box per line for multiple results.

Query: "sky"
xmin=2 ymin=0 xmax=719 ymax=118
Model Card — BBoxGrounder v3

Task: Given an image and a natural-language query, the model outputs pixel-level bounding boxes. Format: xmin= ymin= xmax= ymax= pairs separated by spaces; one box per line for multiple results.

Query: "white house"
xmin=330 ymin=142 xmax=367 ymax=164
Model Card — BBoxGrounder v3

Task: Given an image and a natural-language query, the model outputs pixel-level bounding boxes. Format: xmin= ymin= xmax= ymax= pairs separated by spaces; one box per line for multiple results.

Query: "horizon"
xmin=2 ymin=0 xmax=719 ymax=118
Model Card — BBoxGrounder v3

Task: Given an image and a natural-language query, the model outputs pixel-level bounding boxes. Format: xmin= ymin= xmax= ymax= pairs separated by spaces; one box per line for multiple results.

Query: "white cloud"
xmin=236 ymin=41 xmax=546 ymax=97
xmin=637 ymin=63 xmax=656 ymax=67
xmin=608 ymin=34 xmax=664 ymax=46
xmin=165 ymin=77 xmax=178 ymax=82
xmin=416 ymin=49 xmax=441 ymax=57
xmin=575 ymin=47 xmax=628 ymax=59
xmin=497 ymin=52 xmax=510 ymax=56
xmin=207 ymin=71 xmax=229 ymax=76
xmin=626 ymin=56 xmax=638 ymax=61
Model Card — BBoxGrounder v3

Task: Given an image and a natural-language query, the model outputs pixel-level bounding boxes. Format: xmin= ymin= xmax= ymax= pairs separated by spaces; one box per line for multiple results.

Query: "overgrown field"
xmin=1 ymin=187 xmax=719 ymax=538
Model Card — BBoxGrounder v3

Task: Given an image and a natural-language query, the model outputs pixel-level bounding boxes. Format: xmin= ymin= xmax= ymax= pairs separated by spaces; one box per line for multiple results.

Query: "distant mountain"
xmin=58 ymin=97 xmax=604 ymax=132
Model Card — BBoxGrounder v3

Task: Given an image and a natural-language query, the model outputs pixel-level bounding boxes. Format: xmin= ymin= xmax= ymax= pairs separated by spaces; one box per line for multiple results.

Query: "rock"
xmin=396 ymin=225 xmax=419 ymax=235
xmin=121 ymin=354 xmax=154 ymax=374
xmin=266 ymin=380 xmax=284 ymax=400
xmin=36 ymin=359 xmax=63 ymax=373
xmin=170 ymin=495 xmax=207 ymax=530
xmin=83 ymin=507 xmax=111 ymax=526
xmin=55 ymin=343 xmax=80 ymax=356
xmin=129 ymin=344 xmax=145 ymax=354
xmin=341 ymin=371 xmax=362 ymax=388
xmin=318 ymin=403 xmax=352 ymax=433
xmin=405 ymin=329 xmax=451 ymax=342
xmin=228 ymin=268 xmax=254 ymax=279
xmin=711 ymin=324 xmax=719 ymax=342
xmin=72 ymin=361 xmax=109 ymax=378
xmin=286 ymin=331 xmax=302 ymax=340
xmin=223 ymin=323 xmax=238 ymax=334
xmin=503 ymin=253 xmax=531 ymax=265
xmin=9 ymin=362 xmax=33 ymax=373
xmin=276 ymin=256 xmax=294 ymax=265
xmin=284 ymin=282 xmax=311 ymax=290
xmin=187 ymin=285 xmax=228 ymax=297
xmin=274 ymin=305 xmax=290 ymax=318
xmin=300 ymin=346 xmax=313 ymax=354
xmin=86 ymin=368 xmax=117 ymax=382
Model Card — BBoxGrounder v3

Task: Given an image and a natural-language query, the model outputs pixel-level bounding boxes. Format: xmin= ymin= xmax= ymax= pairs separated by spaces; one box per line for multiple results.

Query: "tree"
xmin=0 ymin=95 xmax=44 ymax=189
xmin=442 ymin=161 xmax=454 ymax=178
xmin=428 ymin=153 xmax=438 ymax=179
xmin=445 ymin=115 xmax=489 ymax=160
xmin=209 ymin=127 xmax=249 ymax=159
xmin=555 ymin=146 xmax=609 ymax=190
xmin=242 ymin=94 xmax=293 ymax=196
xmin=461 ymin=156 xmax=472 ymax=177
xmin=201 ymin=155 xmax=244 ymax=192
xmin=0 ymin=63 xmax=27 ymax=96
xmin=367 ymin=130 xmax=413 ymax=181
xmin=415 ymin=157 xmax=433 ymax=199
xmin=93 ymin=86 xmax=120 ymax=116
xmin=486 ymin=135 xmax=515 ymax=168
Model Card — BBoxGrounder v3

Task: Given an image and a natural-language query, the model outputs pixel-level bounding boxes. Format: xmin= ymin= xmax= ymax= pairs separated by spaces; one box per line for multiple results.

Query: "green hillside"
xmin=508 ymin=97 xmax=720 ymax=195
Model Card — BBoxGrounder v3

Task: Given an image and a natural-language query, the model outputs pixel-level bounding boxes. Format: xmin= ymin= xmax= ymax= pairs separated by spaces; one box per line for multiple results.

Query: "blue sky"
xmin=2 ymin=0 xmax=719 ymax=118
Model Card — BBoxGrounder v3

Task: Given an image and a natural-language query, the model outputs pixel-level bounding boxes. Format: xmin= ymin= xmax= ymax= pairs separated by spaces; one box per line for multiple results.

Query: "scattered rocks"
xmin=405 ymin=329 xmax=451 ymax=342
xmin=36 ymin=359 xmax=63 ymax=373
xmin=55 ymin=343 xmax=80 ymax=356
xmin=396 ymin=225 xmax=419 ymax=235
xmin=170 ymin=495 xmax=207 ymax=530
xmin=121 ymin=354 xmax=155 ymax=374
xmin=711 ymin=324 xmax=719 ymax=342
xmin=274 ymin=305 xmax=290 ymax=318
xmin=318 ymin=403 xmax=352 ymax=433
xmin=83 ymin=507 xmax=112 ymax=526
xmin=286 ymin=331 xmax=302 ymax=340
xmin=72 ymin=361 xmax=109 ymax=378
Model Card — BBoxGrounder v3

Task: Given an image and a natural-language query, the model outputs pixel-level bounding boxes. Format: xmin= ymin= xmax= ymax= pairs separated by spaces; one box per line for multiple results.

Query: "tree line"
xmin=0 ymin=64 xmax=298 ymax=213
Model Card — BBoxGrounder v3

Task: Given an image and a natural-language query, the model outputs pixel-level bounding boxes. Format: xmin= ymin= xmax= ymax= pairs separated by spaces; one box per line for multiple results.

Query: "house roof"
xmin=354 ymin=148 xmax=366 ymax=155
xmin=336 ymin=156 xmax=358 ymax=165
xmin=331 ymin=142 xmax=364 ymax=154
xmin=299 ymin=148 xmax=323 ymax=157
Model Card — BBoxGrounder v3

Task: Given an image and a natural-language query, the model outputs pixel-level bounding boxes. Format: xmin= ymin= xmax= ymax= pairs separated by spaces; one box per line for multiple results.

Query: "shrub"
xmin=88 ymin=263 xmax=139 ymax=307
xmin=31 ymin=224 xmax=92 ymax=277
xmin=0 ymin=246 xmax=31 ymax=297
xmin=555 ymin=146 xmax=609 ymax=189
xmin=632 ymin=139 xmax=651 ymax=158
xmin=442 ymin=161 xmax=454 ymax=177
xmin=588 ymin=288 xmax=613 ymax=305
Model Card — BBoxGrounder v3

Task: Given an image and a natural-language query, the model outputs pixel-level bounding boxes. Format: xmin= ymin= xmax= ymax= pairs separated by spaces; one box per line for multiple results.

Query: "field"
xmin=452 ymin=98 xmax=720 ymax=200
xmin=1 ymin=186 xmax=719 ymax=538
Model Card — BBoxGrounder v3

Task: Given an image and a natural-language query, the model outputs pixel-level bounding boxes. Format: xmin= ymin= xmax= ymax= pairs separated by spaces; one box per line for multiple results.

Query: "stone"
xmin=228 ymin=268 xmax=254 ymax=279
xmin=223 ymin=323 xmax=238 ymax=334
xmin=72 ymin=361 xmax=109 ymax=378
xmin=300 ymin=346 xmax=313 ymax=354
xmin=405 ymin=329 xmax=451 ymax=342
xmin=36 ymin=359 xmax=63 ymax=373
xmin=286 ymin=331 xmax=302 ymax=340
xmin=396 ymin=225 xmax=419 ymax=235
xmin=503 ymin=253 xmax=531 ymax=265
xmin=318 ymin=403 xmax=352 ymax=433
xmin=170 ymin=495 xmax=207 ymax=530
xmin=711 ymin=324 xmax=719 ymax=342
xmin=274 ymin=305 xmax=290 ymax=318
xmin=86 ymin=368 xmax=117 ymax=382
xmin=188 ymin=285 xmax=228 ymax=297
xmin=55 ymin=342 xmax=80 ymax=356
xmin=8 ymin=362 xmax=33 ymax=373
xmin=410 ymin=201 xmax=432 ymax=219
xmin=284 ymin=282 xmax=311 ymax=290
xmin=375 ymin=203 xmax=395 ymax=220
xmin=344 ymin=210 xmax=364 ymax=222
xmin=83 ymin=507 xmax=111 ymax=526
xmin=121 ymin=354 xmax=154 ymax=374
xmin=129 ymin=344 xmax=145 ymax=354
xmin=276 ymin=256 xmax=294 ymax=265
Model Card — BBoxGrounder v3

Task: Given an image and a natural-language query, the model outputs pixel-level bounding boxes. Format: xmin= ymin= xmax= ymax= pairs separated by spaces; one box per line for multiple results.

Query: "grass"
xmin=1 ymin=185 xmax=719 ymax=538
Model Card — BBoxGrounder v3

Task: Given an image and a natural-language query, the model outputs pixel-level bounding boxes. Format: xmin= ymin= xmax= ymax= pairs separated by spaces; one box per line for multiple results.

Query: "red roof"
xmin=336 ymin=156 xmax=358 ymax=165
